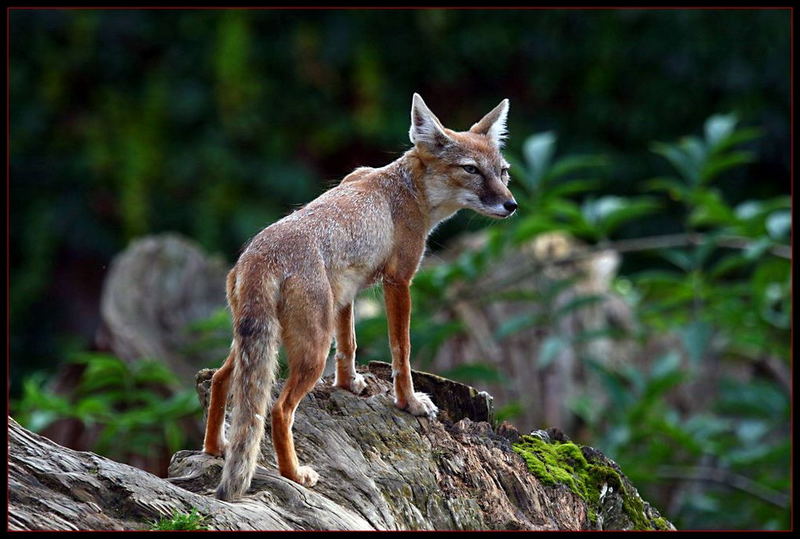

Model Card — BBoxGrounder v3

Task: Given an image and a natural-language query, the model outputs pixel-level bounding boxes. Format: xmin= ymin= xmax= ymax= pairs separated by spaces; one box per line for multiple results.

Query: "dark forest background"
xmin=9 ymin=8 xmax=791 ymax=530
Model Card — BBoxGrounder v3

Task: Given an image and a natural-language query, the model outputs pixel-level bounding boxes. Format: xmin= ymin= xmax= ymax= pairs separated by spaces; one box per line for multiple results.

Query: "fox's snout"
xmin=475 ymin=194 xmax=518 ymax=218
xmin=492 ymin=197 xmax=518 ymax=218
xmin=476 ymin=181 xmax=518 ymax=218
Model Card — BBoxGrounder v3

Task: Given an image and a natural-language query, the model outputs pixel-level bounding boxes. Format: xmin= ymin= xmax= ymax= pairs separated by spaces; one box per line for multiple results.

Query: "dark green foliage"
xmin=9 ymin=9 xmax=789 ymax=387
xmin=12 ymin=353 xmax=201 ymax=461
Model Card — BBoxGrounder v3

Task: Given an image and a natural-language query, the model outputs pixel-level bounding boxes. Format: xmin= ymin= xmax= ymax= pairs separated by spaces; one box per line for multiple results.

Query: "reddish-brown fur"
xmin=204 ymin=94 xmax=516 ymax=501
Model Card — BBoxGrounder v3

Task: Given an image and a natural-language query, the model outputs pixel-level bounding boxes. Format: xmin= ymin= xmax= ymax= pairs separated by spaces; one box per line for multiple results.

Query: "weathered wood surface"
xmin=9 ymin=362 xmax=672 ymax=531
xmin=8 ymin=415 xmax=366 ymax=531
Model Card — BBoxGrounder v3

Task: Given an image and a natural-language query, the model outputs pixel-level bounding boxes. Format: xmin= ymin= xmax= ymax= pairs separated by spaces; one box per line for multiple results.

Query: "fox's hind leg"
xmin=333 ymin=302 xmax=367 ymax=395
xmin=203 ymin=347 xmax=235 ymax=456
xmin=203 ymin=267 xmax=239 ymax=457
xmin=272 ymin=283 xmax=333 ymax=487
xmin=273 ymin=336 xmax=329 ymax=486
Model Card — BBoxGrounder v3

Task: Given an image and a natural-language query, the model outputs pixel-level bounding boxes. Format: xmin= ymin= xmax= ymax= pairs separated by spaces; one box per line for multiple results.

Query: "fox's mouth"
xmin=461 ymin=195 xmax=516 ymax=219
xmin=477 ymin=206 xmax=515 ymax=219
xmin=483 ymin=210 xmax=512 ymax=219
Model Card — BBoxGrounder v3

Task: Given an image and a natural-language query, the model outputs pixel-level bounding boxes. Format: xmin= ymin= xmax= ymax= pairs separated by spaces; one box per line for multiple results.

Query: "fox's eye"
xmin=501 ymin=167 xmax=510 ymax=175
xmin=462 ymin=165 xmax=479 ymax=174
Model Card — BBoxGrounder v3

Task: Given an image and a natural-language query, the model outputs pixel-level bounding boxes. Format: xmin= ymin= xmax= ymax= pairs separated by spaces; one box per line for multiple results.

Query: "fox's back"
xmin=237 ymin=166 xmax=403 ymax=306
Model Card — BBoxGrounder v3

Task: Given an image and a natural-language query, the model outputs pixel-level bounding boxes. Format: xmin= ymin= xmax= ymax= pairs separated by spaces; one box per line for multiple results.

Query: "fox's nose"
xmin=503 ymin=200 xmax=518 ymax=213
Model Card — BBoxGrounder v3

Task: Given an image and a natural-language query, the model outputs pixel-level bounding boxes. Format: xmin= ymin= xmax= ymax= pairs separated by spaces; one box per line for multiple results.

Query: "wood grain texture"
xmin=9 ymin=363 xmax=671 ymax=531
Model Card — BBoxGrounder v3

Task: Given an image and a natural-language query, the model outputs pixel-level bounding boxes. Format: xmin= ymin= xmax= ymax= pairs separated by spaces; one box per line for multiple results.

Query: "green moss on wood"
xmin=512 ymin=435 xmax=664 ymax=530
xmin=653 ymin=516 xmax=671 ymax=531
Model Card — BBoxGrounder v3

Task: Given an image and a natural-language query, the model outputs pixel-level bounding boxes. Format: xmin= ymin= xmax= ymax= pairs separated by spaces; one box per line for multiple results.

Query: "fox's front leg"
xmin=383 ymin=281 xmax=438 ymax=418
xmin=333 ymin=303 xmax=366 ymax=395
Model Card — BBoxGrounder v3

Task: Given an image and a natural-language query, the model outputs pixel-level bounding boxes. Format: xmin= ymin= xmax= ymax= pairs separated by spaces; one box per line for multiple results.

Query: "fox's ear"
xmin=409 ymin=93 xmax=452 ymax=151
xmin=469 ymin=99 xmax=510 ymax=147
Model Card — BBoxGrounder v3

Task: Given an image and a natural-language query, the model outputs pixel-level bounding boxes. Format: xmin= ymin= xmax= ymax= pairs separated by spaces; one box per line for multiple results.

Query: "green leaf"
xmin=688 ymin=189 xmax=736 ymax=227
xmin=537 ymin=335 xmax=564 ymax=369
xmin=643 ymin=176 xmax=689 ymax=200
xmin=710 ymin=127 xmax=762 ymax=155
xmin=632 ymin=269 xmax=687 ymax=286
xmin=544 ymin=198 xmax=584 ymax=221
xmin=651 ymin=141 xmax=699 ymax=184
xmin=585 ymin=358 xmax=632 ymax=408
xmin=694 ymin=234 xmax=718 ymax=269
xmin=133 ymin=361 xmax=178 ymax=386
xmin=581 ymin=196 xmax=659 ymax=237
xmin=679 ymin=321 xmax=712 ymax=366
xmin=26 ymin=410 xmax=61 ymax=432
xmin=151 ymin=508 xmax=209 ymax=531
xmin=522 ymin=131 xmax=557 ymax=187
xmin=734 ymin=200 xmax=764 ymax=221
xmin=659 ymin=249 xmax=694 ymax=271
xmin=700 ymin=151 xmax=754 ymax=184
xmin=704 ymin=113 xmax=738 ymax=149
xmin=72 ymin=353 xmax=130 ymax=393
xmin=513 ymin=216 xmax=561 ymax=242
xmin=743 ymin=237 xmax=773 ymax=261
xmin=16 ymin=374 xmax=74 ymax=421
xmin=718 ymin=378 xmax=788 ymax=418
xmin=554 ymin=294 xmax=606 ymax=319
xmin=566 ymin=394 xmax=600 ymax=424
xmin=681 ymin=136 xmax=707 ymax=176
xmin=74 ymin=396 xmax=113 ymax=422
xmin=735 ymin=196 xmax=790 ymax=220
xmin=542 ymin=178 xmax=603 ymax=199
xmin=543 ymin=154 xmax=608 ymax=182
xmin=709 ymin=252 xmax=751 ymax=278
xmin=581 ymin=195 xmax=625 ymax=226
xmin=157 ymin=391 xmax=202 ymax=418
xmin=766 ymin=210 xmax=790 ymax=240
xmin=495 ymin=312 xmax=539 ymax=339
xmin=752 ymin=258 xmax=790 ymax=329
xmin=572 ymin=327 xmax=623 ymax=344
xmin=642 ymin=369 xmax=685 ymax=401
xmin=600 ymin=198 xmax=661 ymax=236
xmin=651 ymin=416 xmax=703 ymax=455
xmin=650 ymin=351 xmax=682 ymax=379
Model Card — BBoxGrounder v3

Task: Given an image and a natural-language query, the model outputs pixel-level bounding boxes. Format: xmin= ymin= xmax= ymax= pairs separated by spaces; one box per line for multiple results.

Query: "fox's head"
xmin=409 ymin=93 xmax=517 ymax=219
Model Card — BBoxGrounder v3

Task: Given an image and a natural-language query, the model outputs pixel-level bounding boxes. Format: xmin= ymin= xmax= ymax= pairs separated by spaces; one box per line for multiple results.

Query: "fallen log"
xmin=8 ymin=362 xmax=674 ymax=531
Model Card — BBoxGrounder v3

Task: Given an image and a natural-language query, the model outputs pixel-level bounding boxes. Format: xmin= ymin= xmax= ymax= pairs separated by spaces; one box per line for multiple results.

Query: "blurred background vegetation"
xmin=10 ymin=8 xmax=790 ymax=530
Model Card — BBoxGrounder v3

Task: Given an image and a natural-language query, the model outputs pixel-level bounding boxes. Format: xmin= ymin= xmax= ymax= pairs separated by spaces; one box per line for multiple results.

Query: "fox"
xmin=203 ymin=93 xmax=518 ymax=501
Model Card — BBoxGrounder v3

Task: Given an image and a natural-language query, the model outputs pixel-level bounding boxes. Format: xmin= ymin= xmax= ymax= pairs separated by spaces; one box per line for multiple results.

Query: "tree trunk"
xmin=8 ymin=362 xmax=673 ymax=531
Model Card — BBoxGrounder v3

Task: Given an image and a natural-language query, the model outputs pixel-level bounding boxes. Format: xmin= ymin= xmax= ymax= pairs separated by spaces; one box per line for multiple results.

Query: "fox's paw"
xmin=203 ymin=436 xmax=228 ymax=457
xmin=400 ymin=392 xmax=439 ymax=419
xmin=335 ymin=372 xmax=367 ymax=395
xmin=295 ymin=466 xmax=319 ymax=488
xmin=350 ymin=373 xmax=368 ymax=394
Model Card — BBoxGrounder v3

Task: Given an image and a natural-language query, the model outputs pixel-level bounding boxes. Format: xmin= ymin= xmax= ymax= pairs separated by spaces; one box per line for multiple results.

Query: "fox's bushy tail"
xmin=215 ymin=284 xmax=280 ymax=502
